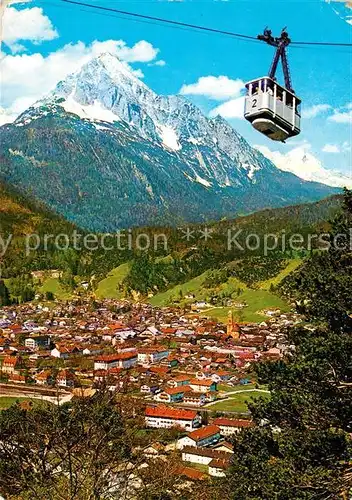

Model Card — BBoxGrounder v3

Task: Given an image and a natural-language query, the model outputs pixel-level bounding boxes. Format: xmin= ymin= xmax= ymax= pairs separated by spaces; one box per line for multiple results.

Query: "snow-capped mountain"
xmin=27 ymin=53 xmax=271 ymax=189
xmin=0 ymin=53 xmax=338 ymax=230
xmin=256 ymin=145 xmax=352 ymax=189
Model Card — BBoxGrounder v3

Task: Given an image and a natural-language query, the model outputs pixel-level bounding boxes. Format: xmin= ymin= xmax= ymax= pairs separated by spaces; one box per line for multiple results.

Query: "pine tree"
xmin=226 ymin=189 xmax=352 ymax=499
xmin=0 ymin=280 xmax=10 ymax=306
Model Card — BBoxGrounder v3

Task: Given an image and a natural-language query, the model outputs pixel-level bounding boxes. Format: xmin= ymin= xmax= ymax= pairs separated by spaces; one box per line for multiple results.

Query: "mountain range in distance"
xmin=0 ymin=52 xmax=343 ymax=231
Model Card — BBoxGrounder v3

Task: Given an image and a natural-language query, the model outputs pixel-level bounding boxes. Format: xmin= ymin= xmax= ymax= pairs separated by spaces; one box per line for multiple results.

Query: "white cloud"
xmin=209 ymin=96 xmax=245 ymax=119
xmin=109 ymin=40 xmax=159 ymax=63
xmin=1 ymin=38 xmax=160 ymax=113
xmin=149 ymin=59 xmax=166 ymax=67
xmin=3 ymin=6 xmax=58 ymax=49
xmin=329 ymin=108 xmax=352 ymax=123
xmin=327 ymin=102 xmax=352 ymax=123
xmin=322 ymin=144 xmax=340 ymax=153
xmin=255 ymin=143 xmax=352 ymax=188
xmin=301 ymin=104 xmax=331 ymax=119
xmin=180 ymin=76 xmax=244 ymax=101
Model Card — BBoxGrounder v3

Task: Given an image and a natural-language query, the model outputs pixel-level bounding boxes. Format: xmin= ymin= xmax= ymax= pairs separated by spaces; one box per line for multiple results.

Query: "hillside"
xmin=0 ymin=179 xmax=343 ymax=310
xmin=0 ymin=53 xmax=338 ymax=231
xmin=0 ymin=180 xmax=76 ymax=236
xmin=0 ymin=179 xmax=81 ymax=278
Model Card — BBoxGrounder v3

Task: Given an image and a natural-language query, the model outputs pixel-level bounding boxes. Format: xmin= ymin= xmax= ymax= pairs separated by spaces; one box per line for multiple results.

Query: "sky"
xmin=0 ymin=0 xmax=351 ymax=179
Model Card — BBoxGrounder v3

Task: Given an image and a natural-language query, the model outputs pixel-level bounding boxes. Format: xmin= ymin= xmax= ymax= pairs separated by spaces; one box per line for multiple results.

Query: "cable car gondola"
xmin=244 ymin=28 xmax=301 ymax=142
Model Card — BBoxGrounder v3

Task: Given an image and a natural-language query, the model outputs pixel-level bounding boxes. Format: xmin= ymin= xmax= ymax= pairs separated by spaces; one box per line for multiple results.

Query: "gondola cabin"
xmin=244 ymin=77 xmax=301 ymax=142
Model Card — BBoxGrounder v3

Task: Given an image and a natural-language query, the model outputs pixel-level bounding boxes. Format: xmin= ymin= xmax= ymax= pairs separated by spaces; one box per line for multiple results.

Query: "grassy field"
xmin=0 ymin=396 xmax=27 ymax=410
xmin=202 ymin=288 xmax=290 ymax=323
xmin=208 ymin=390 xmax=270 ymax=413
xmin=150 ymin=258 xmax=294 ymax=321
xmin=95 ymin=263 xmax=131 ymax=299
xmin=149 ymin=272 xmax=209 ymax=307
xmin=259 ymin=258 xmax=302 ymax=290
xmin=39 ymin=278 xmax=72 ymax=300
xmin=218 ymin=383 xmax=258 ymax=392
xmin=187 ymin=463 xmax=209 ymax=474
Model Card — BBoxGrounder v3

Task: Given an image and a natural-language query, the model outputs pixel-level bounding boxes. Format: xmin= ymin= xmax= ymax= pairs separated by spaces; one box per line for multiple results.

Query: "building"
xmin=181 ymin=446 xmax=231 ymax=466
xmin=56 ymin=369 xmax=76 ymax=388
xmin=25 ymin=335 xmax=51 ymax=351
xmin=227 ymin=311 xmax=241 ymax=339
xmin=212 ymin=418 xmax=254 ymax=436
xmin=189 ymin=378 xmax=217 ymax=393
xmin=154 ymin=386 xmax=190 ymax=403
xmin=140 ymin=384 xmax=160 ymax=394
xmin=51 ymin=346 xmax=81 ymax=359
xmin=94 ymin=352 xmax=138 ymax=371
xmin=137 ymin=347 xmax=169 ymax=364
xmin=183 ymin=391 xmax=206 ymax=407
xmin=1 ymin=356 xmax=22 ymax=374
xmin=212 ymin=441 xmax=234 ymax=453
xmin=176 ymin=425 xmax=221 ymax=449
xmin=35 ymin=370 xmax=54 ymax=386
xmin=145 ymin=405 xmax=201 ymax=431
xmin=8 ymin=373 xmax=26 ymax=384
xmin=208 ymin=458 xmax=230 ymax=477
xmin=82 ymin=345 xmax=103 ymax=356
xmin=167 ymin=375 xmax=191 ymax=387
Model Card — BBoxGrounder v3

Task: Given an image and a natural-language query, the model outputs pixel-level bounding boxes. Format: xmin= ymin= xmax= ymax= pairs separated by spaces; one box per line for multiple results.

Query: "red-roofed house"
xmin=145 ymin=405 xmax=201 ymax=430
xmin=212 ymin=417 xmax=254 ymax=436
xmin=183 ymin=391 xmax=207 ymax=407
xmin=208 ymin=458 xmax=231 ymax=477
xmin=189 ymin=378 xmax=217 ymax=393
xmin=154 ymin=385 xmax=192 ymax=403
xmin=35 ymin=370 xmax=54 ymax=386
xmin=176 ymin=424 xmax=221 ymax=449
xmin=1 ymin=356 xmax=22 ymax=374
xmin=167 ymin=375 xmax=191 ymax=387
xmin=51 ymin=345 xmax=81 ymax=359
xmin=8 ymin=373 xmax=26 ymax=384
xmin=94 ymin=352 xmax=137 ymax=371
xmin=56 ymin=369 xmax=76 ymax=388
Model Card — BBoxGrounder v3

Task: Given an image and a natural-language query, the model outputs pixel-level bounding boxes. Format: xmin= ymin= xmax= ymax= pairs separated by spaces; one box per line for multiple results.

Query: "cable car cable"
xmin=60 ymin=0 xmax=352 ymax=47
xmin=60 ymin=0 xmax=258 ymax=41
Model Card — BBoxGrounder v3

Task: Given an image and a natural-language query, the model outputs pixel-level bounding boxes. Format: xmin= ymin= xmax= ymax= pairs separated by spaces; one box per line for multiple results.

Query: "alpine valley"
xmin=0 ymin=53 xmax=339 ymax=231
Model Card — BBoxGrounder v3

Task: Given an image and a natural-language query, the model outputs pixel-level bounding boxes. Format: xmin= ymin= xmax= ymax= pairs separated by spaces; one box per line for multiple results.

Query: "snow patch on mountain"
xmin=158 ymin=125 xmax=181 ymax=151
xmin=62 ymin=96 xmax=120 ymax=123
xmin=195 ymin=174 xmax=212 ymax=187
xmin=256 ymin=144 xmax=352 ymax=189
xmin=9 ymin=52 xmax=339 ymax=212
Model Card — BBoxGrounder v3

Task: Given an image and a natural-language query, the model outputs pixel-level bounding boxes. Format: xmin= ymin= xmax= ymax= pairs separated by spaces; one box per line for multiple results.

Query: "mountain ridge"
xmin=0 ymin=52 xmax=338 ymax=231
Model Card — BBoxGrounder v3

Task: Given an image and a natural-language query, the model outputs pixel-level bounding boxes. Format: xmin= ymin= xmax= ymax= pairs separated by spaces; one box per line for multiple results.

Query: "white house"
xmin=181 ymin=447 xmax=230 ymax=466
xmin=137 ymin=347 xmax=169 ymax=365
xmin=82 ymin=346 xmax=103 ymax=356
xmin=25 ymin=335 xmax=50 ymax=351
xmin=56 ymin=369 xmax=76 ymax=388
xmin=145 ymin=406 xmax=201 ymax=431
xmin=213 ymin=418 xmax=254 ymax=437
xmin=176 ymin=425 xmax=221 ymax=449
xmin=208 ymin=458 xmax=230 ymax=477
xmin=154 ymin=386 xmax=190 ymax=403
xmin=51 ymin=346 xmax=80 ymax=359
xmin=94 ymin=351 xmax=138 ymax=371
xmin=183 ymin=392 xmax=206 ymax=407
xmin=189 ymin=378 xmax=217 ymax=393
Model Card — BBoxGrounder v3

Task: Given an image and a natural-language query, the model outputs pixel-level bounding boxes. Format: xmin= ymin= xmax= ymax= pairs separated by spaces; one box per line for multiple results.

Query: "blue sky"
xmin=1 ymin=0 xmax=351 ymax=178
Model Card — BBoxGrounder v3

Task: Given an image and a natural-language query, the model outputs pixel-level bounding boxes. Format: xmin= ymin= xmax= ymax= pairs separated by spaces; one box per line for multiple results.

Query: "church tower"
xmin=227 ymin=310 xmax=240 ymax=339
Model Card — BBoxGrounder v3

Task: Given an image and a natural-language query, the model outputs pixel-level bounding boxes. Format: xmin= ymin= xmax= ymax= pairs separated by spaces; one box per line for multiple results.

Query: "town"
xmin=0 ymin=298 xmax=300 ymax=481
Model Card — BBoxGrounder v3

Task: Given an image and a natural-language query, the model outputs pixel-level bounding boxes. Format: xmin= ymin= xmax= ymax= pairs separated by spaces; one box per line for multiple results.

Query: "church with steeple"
xmin=227 ymin=310 xmax=241 ymax=339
